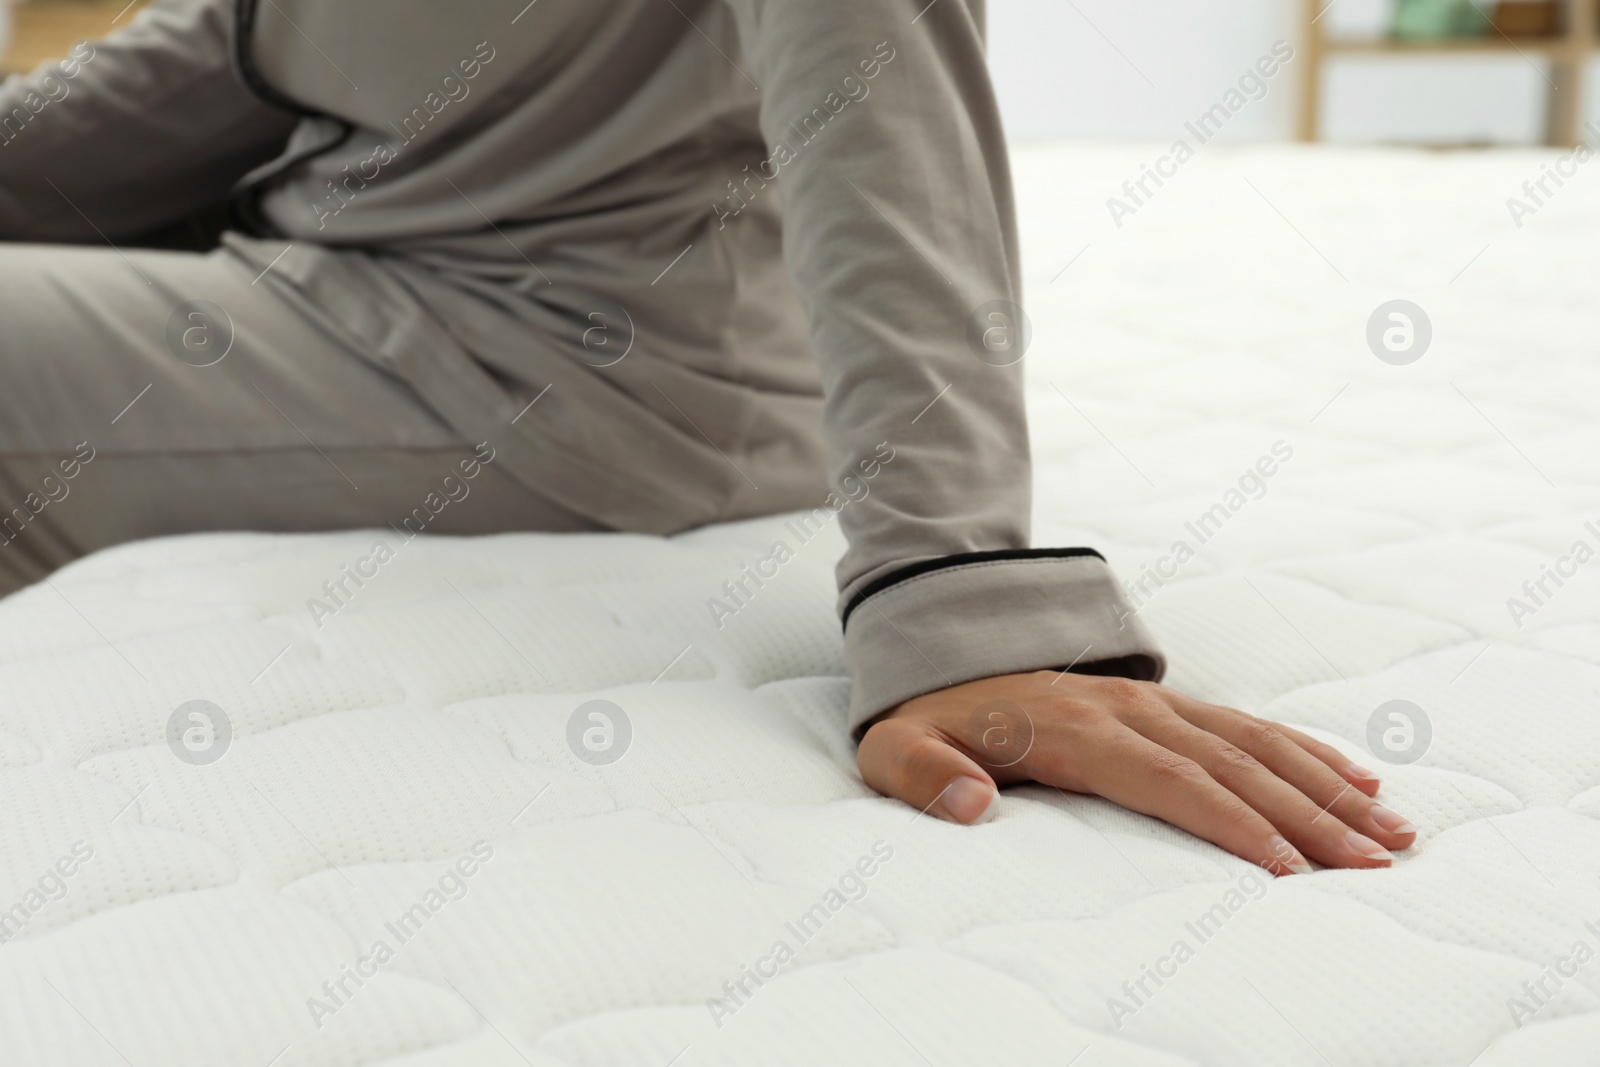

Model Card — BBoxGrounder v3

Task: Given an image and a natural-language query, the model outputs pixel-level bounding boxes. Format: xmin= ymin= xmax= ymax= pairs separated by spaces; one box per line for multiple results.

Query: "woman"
xmin=0 ymin=0 xmax=1413 ymax=871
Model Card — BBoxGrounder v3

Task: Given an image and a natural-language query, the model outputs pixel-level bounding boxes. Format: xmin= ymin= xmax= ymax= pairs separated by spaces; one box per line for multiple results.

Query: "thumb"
xmin=858 ymin=715 xmax=1000 ymax=825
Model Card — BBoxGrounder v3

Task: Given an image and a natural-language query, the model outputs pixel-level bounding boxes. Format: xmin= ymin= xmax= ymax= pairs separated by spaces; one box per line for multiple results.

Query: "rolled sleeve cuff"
xmin=842 ymin=549 xmax=1166 ymax=739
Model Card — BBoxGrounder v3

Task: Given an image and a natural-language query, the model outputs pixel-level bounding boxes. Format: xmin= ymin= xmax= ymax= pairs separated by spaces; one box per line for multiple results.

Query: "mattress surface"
xmin=4 ymin=142 xmax=1598 ymax=1066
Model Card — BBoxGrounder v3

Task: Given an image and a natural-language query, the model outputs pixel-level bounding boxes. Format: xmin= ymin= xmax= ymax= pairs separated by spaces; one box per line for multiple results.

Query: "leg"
xmin=0 ymin=242 xmax=597 ymax=597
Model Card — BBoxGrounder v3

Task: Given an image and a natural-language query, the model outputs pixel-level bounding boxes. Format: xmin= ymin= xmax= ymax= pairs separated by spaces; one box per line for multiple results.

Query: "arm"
xmin=0 ymin=0 xmax=296 ymax=242
xmin=719 ymin=0 xmax=1160 ymax=725
xmin=724 ymin=0 xmax=1415 ymax=873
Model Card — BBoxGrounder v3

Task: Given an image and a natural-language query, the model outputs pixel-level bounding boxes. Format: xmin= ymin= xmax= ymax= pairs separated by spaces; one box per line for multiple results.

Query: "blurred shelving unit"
xmin=2 ymin=1 xmax=147 ymax=76
xmin=1298 ymin=0 xmax=1598 ymax=145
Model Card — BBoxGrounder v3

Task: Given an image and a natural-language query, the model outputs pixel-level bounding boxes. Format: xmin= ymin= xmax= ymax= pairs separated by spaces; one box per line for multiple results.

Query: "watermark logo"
xmin=712 ymin=42 xmax=898 ymax=230
xmin=707 ymin=840 xmax=895 ymax=1028
xmin=1107 ymin=844 xmax=1290 ymax=1028
xmin=708 ymin=441 xmax=895 ymax=631
xmin=966 ymin=699 xmax=1034 ymax=769
xmin=1116 ymin=440 xmax=1294 ymax=623
xmin=1505 ymin=122 xmax=1600 ymax=228
xmin=166 ymin=700 xmax=232 ymax=766
xmin=306 ymin=443 xmax=497 ymax=630
xmin=965 ymin=300 xmax=1031 ymax=367
xmin=1365 ymin=699 xmax=1431 ymax=765
xmin=0 ymin=442 xmax=96 ymax=552
xmin=310 ymin=43 xmax=499 ymax=231
xmin=0 ymin=41 xmax=96 ymax=148
xmin=577 ymin=298 xmax=634 ymax=368
xmin=1106 ymin=40 xmax=1295 ymax=228
xmin=566 ymin=699 xmax=632 ymax=765
xmin=1507 ymin=920 xmax=1600 ymax=1027
xmin=1365 ymin=300 xmax=1431 ymax=365
xmin=0 ymin=841 xmax=95 ymax=944
xmin=1506 ymin=519 xmax=1600 ymax=629
xmin=306 ymin=842 xmax=495 ymax=1027
xmin=166 ymin=301 xmax=234 ymax=367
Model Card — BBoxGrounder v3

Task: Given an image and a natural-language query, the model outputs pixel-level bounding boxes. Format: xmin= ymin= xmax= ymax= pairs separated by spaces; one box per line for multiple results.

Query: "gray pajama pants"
xmin=0 ymin=241 xmax=597 ymax=597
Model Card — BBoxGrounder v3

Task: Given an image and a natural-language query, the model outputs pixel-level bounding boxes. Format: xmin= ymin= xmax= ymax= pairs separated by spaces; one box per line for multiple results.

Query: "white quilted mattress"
xmin=4 ymin=142 xmax=1598 ymax=1067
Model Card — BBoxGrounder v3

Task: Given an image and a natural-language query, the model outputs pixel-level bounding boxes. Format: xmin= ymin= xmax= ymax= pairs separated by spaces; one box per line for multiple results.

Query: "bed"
xmin=2 ymin=141 xmax=1597 ymax=1066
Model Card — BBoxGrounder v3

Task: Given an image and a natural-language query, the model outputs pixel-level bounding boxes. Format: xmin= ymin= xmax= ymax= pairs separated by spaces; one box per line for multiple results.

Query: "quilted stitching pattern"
xmin=1 ymin=143 xmax=1597 ymax=1066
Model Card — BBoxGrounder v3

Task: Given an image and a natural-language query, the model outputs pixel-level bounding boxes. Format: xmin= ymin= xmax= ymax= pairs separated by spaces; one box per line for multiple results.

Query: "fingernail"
xmin=1368 ymin=805 xmax=1417 ymax=835
xmin=1267 ymin=834 xmax=1313 ymax=875
xmin=1346 ymin=830 xmax=1393 ymax=862
xmin=1347 ymin=764 xmax=1380 ymax=781
xmin=942 ymin=777 xmax=998 ymax=825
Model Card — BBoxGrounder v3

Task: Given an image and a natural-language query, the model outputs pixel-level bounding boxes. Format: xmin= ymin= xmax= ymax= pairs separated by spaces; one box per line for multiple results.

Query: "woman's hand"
xmin=857 ymin=670 xmax=1417 ymax=875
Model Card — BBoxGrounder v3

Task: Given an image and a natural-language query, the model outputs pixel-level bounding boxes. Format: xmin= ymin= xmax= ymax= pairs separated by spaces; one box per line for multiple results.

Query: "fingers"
xmin=1058 ymin=721 xmax=1312 ymax=876
xmin=1166 ymin=693 xmax=1382 ymax=795
xmin=1267 ymin=719 xmax=1383 ymax=796
xmin=1172 ymin=698 xmax=1417 ymax=854
xmin=858 ymin=715 xmax=1000 ymax=825
xmin=1245 ymin=707 xmax=1384 ymax=796
xmin=1131 ymin=709 xmax=1396 ymax=870
xmin=866 ymin=673 xmax=1419 ymax=879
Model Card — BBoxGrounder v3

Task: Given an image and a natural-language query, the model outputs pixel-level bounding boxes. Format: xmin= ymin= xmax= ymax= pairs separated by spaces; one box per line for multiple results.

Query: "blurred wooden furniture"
xmin=1298 ymin=0 xmax=1598 ymax=145
xmin=1493 ymin=1 xmax=1563 ymax=36
xmin=2 ymin=1 xmax=147 ymax=76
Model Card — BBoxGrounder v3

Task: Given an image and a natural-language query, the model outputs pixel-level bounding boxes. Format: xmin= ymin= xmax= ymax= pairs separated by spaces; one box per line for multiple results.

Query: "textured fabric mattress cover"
xmin=2 ymin=142 xmax=1598 ymax=1067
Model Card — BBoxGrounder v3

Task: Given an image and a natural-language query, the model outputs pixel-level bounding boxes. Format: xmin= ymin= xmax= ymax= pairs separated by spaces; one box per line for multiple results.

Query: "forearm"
xmin=0 ymin=0 xmax=296 ymax=242
xmin=723 ymin=0 xmax=1162 ymax=732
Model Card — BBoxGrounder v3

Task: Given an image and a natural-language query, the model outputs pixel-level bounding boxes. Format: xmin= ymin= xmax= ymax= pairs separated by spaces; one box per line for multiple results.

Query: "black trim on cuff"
xmin=841 ymin=547 xmax=1107 ymax=630
xmin=1048 ymin=652 xmax=1163 ymax=683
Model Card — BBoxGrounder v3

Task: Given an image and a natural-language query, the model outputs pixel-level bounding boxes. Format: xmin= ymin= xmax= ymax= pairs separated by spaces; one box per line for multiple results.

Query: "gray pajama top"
xmin=0 ymin=0 xmax=1163 ymax=732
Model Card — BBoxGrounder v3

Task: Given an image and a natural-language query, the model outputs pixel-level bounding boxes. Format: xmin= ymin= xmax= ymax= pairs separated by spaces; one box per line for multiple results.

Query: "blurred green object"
xmin=1392 ymin=0 xmax=1495 ymax=38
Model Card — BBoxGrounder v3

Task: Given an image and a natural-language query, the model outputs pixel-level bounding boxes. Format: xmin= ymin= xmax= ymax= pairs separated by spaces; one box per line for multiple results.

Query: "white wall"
xmin=986 ymin=0 xmax=1597 ymax=144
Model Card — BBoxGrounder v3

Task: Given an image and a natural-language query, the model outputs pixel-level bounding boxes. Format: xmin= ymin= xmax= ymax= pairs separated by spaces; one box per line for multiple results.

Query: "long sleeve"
xmin=0 ymin=0 xmax=296 ymax=242
xmin=720 ymin=0 xmax=1164 ymax=734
